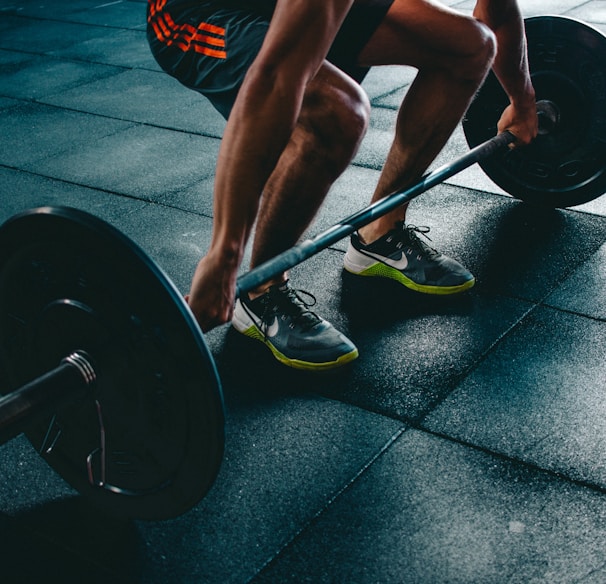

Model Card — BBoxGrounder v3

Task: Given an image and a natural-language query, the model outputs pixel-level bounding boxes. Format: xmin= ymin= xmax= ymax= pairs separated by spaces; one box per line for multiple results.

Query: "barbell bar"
xmin=238 ymin=14 xmax=606 ymax=292
xmin=0 ymin=15 xmax=604 ymax=521
xmin=237 ymin=16 xmax=606 ymax=293
xmin=235 ymin=102 xmax=550 ymax=295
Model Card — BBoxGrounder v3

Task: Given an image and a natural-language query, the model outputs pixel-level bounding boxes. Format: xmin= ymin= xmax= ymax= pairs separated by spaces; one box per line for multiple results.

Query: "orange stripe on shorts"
xmin=149 ymin=4 xmax=226 ymax=59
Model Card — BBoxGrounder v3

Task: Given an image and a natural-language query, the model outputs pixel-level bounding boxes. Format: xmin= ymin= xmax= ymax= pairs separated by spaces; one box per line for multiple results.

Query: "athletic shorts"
xmin=147 ymin=0 xmax=394 ymax=119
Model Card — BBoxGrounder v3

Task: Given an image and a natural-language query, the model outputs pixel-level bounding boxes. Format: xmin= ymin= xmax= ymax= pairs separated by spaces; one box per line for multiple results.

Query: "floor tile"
xmin=0 ymin=55 xmax=121 ymax=101
xmin=25 ymin=124 xmax=220 ymax=199
xmin=41 ymin=68 xmax=226 ymax=137
xmin=66 ymin=0 xmax=147 ymax=29
xmin=50 ymin=28 xmax=161 ymax=70
xmin=138 ymin=399 xmax=402 ymax=583
xmin=0 ymin=167 xmax=147 ymax=225
xmin=1 ymin=2 xmax=604 ymax=583
xmin=255 ymin=429 xmax=606 ymax=584
xmin=0 ymin=17 xmax=113 ymax=53
xmin=545 ymin=242 xmax=606 ymax=320
xmin=424 ymin=307 xmax=606 ymax=487
xmin=0 ymin=103 xmax=134 ymax=166
xmin=566 ymin=1 xmax=606 ymax=24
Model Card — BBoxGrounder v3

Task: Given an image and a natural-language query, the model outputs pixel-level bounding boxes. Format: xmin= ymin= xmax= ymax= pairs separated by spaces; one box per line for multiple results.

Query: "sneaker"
xmin=232 ymin=281 xmax=358 ymax=370
xmin=343 ymin=223 xmax=474 ymax=294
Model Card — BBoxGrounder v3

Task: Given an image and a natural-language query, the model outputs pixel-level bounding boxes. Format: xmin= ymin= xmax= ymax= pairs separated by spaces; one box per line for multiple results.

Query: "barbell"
xmin=0 ymin=15 xmax=604 ymax=521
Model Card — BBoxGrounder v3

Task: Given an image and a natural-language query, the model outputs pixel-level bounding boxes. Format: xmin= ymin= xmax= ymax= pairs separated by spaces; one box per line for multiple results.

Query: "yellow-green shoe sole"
xmin=344 ymin=262 xmax=475 ymax=295
xmin=240 ymin=325 xmax=359 ymax=371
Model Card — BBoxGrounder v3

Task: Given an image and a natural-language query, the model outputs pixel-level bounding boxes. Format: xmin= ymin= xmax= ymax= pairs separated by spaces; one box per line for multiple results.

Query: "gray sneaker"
xmin=232 ymin=281 xmax=358 ymax=370
xmin=343 ymin=223 xmax=474 ymax=294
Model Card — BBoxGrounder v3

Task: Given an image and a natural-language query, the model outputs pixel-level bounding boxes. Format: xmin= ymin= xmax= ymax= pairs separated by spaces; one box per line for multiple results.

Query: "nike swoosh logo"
xmin=263 ymin=317 xmax=280 ymax=338
xmin=245 ymin=307 xmax=280 ymax=337
xmin=362 ymin=250 xmax=408 ymax=270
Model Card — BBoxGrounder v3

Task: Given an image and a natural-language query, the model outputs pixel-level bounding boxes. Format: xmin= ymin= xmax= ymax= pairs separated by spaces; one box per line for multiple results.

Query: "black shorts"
xmin=147 ymin=0 xmax=394 ymax=119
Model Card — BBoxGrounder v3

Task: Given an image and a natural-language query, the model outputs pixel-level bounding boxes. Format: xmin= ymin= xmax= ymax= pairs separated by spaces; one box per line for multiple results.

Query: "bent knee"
xmin=456 ymin=19 xmax=497 ymax=82
xmin=301 ymin=68 xmax=370 ymax=160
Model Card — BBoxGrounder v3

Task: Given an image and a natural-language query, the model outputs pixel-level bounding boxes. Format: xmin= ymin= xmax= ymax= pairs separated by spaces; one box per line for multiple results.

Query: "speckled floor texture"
xmin=1 ymin=1 xmax=605 ymax=582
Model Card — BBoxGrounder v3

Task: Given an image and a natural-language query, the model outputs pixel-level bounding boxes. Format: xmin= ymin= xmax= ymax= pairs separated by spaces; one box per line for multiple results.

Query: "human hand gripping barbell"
xmin=0 ymin=16 xmax=604 ymax=521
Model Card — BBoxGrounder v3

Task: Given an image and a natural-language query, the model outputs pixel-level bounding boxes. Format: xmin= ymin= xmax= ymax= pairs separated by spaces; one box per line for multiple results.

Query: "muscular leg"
xmin=229 ymin=63 xmax=367 ymax=369
xmin=247 ymin=61 xmax=370 ymax=294
xmin=355 ymin=0 xmax=497 ymax=243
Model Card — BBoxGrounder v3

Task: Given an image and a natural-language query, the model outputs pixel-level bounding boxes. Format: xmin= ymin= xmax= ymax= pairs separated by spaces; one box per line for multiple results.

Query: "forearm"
xmin=188 ymin=67 xmax=308 ymax=330
xmin=474 ymin=0 xmax=535 ymax=107
xmin=209 ymin=66 xmax=304 ymax=267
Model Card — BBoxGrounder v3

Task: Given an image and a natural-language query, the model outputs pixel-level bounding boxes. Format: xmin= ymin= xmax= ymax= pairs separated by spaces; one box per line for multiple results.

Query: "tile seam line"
xmin=6 ymin=103 xmax=602 ymax=217
xmin=414 ymin=425 xmax=606 ymax=498
xmin=312 ymin=276 xmax=603 ymax=443
xmin=541 ymin=302 xmax=606 ymax=323
xmin=0 ymin=49 xmax=162 ymax=76
xmin=573 ymin=560 xmax=606 ymax=584
xmin=13 ymin=96 xmax=225 ymax=141
xmin=2 ymin=162 xmax=600 ymax=263
xmin=0 ymin=50 xmax=135 ymax=69
xmin=488 ymin=289 xmax=606 ymax=324
xmin=246 ymin=425 xmax=408 ymax=583
xmin=0 ymin=12 xmax=144 ymax=33
xmin=250 ymin=421 xmax=606 ymax=583
xmin=416 ymin=268 xmax=606 ymax=427
xmin=0 ymin=164 xmax=213 ymax=221
xmin=412 ymin=298 xmax=539 ymax=426
xmin=3 ymin=164 xmax=601 ymax=316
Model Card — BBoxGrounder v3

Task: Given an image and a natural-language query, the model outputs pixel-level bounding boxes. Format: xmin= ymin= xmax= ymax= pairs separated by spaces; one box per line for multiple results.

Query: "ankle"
xmin=247 ymin=277 xmax=288 ymax=300
xmin=358 ymin=220 xmax=402 ymax=245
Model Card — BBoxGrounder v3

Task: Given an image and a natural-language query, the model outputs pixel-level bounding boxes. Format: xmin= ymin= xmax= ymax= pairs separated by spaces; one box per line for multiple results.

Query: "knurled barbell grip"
xmin=0 ymin=351 xmax=96 ymax=446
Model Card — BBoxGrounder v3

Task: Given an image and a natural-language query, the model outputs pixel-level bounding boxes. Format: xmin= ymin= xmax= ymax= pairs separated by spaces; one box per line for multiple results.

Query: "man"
xmin=147 ymin=0 xmax=538 ymax=370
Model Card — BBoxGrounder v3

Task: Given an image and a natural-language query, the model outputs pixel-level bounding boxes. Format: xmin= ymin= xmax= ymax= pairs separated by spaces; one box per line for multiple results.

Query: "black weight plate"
xmin=0 ymin=207 xmax=224 ymax=520
xmin=463 ymin=16 xmax=606 ymax=207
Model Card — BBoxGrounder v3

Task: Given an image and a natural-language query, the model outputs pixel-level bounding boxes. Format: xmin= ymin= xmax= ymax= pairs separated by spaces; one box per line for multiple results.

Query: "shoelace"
xmin=258 ymin=286 xmax=321 ymax=337
xmin=401 ymin=224 xmax=440 ymax=258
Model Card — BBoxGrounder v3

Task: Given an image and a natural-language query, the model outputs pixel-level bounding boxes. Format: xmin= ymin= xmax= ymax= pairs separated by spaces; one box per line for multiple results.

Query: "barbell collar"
xmin=536 ymin=100 xmax=560 ymax=136
xmin=0 ymin=351 xmax=96 ymax=447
